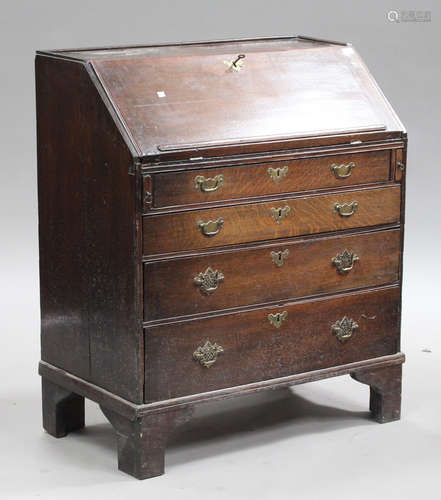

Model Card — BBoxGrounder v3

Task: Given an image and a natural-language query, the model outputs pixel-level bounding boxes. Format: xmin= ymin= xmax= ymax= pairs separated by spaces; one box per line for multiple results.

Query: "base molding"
xmin=39 ymin=352 xmax=405 ymax=420
xmin=40 ymin=353 xmax=404 ymax=479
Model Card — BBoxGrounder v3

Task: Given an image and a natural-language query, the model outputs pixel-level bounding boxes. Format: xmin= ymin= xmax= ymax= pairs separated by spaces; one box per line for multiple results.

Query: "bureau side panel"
xmin=36 ymin=56 xmax=143 ymax=402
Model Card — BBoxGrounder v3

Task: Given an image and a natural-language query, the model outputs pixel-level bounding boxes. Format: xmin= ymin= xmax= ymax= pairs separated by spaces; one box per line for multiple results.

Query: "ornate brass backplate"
xmin=195 ymin=174 xmax=224 ymax=192
xmin=332 ymin=249 xmax=359 ymax=274
xmin=331 ymin=316 xmax=359 ymax=342
xmin=194 ymin=267 xmax=224 ymax=295
xmin=270 ymin=249 xmax=290 ymax=267
xmin=193 ymin=340 xmax=224 ymax=367
xmin=270 ymin=206 xmax=291 ymax=224
xmin=268 ymin=311 xmax=288 ymax=328
xmin=334 ymin=201 xmax=358 ymax=217
xmin=268 ymin=165 xmax=289 ymax=184
xmin=198 ymin=218 xmax=224 ymax=236
xmin=330 ymin=162 xmax=355 ymax=179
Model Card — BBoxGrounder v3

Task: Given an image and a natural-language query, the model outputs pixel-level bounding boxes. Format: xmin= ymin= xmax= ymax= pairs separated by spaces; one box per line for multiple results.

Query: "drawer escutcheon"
xmin=268 ymin=165 xmax=289 ymax=184
xmin=270 ymin=206 xmax=291 ymax=224
xmin=332 ymin=249 xmax=359 ymax=274
xmin=270 ymin=249 xmax=290 ymax=267
xmin=193 ymin=340 xmax=224 ymax=368
xmin=268 ymin=311 xmax=288 ymax=328
xmin=331 ymin=162 xmax=355 ymax=179
xmin=334 ymin=201 xmax=358 ymax=217
xmin=194 ymin=267 xmax=224 ymax=295
xmin=331 ymin=316 xmax=359 ymax=342
xmin=195 ymin=174 xmax=224 ymax=192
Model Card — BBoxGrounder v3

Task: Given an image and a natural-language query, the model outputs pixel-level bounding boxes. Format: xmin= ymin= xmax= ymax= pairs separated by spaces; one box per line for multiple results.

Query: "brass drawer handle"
xmin=198 ymin=218 xmax=224 ymax=236
xmin=332 ymin=316 xmax=359 ymax=343
xmin=268 ymin=311 xmax=288 ymax=328
xmin=193 ymin=340 xmax=224 ymax=367
xmin=268 ymin=166 xmax=289 ymax=184
xmin=334 ymin=201 xmax=358 ymax=217
xmin=270 ymin=206 xmax=291 ymax=224
xmin=331 ymin=161 xmax=355 ymax=179
xmin=270 ymin=249 xmax=290 ymax=267
xmin=195 ymin=174 xmax=224 ymax=192
xmin=332 ymin=249 xmax=359 ymax=274
xmin=194 ymin=267 xmax=224 ymax=295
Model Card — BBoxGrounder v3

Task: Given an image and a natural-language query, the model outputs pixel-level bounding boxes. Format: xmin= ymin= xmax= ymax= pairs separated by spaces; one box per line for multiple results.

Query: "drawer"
xmin=145 ymin=286 xmax=400 ymax=401
xmin=152 ymin=150 xmax=391 ymax=208
xmin=143 ymin=185 xmax=401 ymax=256
xmin=144 ymin=228 xmax=400 ymax=320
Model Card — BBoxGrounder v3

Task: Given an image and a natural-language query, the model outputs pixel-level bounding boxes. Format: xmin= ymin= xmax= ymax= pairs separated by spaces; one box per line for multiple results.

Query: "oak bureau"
xmin=36 ymin=36 xmax=407 ymax=479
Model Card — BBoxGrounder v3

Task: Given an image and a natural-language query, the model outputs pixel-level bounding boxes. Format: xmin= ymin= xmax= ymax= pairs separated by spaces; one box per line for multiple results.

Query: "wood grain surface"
xmin=36 ymin=56 xmax=143 ymax=402
xmin=153 ymin=150 xmax=391 ymax=208
xmin=91 ymin=39 xmax=402 ymax=158
xmin=144 ymin=228 xmax=400 ymax=320
xmin=145 ymin=286 xmax=400 ymax=401
xmin=143 ymin=185 xmax=401 ymax=255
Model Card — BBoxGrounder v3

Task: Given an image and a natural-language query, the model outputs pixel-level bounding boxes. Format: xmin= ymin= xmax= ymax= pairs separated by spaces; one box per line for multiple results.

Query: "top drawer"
xmin=151 ymin=150 xmax=391 ymax=208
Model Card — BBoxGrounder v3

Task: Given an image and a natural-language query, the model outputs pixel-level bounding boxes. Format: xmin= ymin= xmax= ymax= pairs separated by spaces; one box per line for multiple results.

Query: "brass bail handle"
xmin=232 ymin=54 xmax=245 ymax=69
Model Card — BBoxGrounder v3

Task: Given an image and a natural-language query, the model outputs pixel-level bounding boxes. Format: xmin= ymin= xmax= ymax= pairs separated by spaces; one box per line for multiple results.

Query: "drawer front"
xmin=145 ymin=286 xmax=400 ymax=401
xmin=143 ymin=185 xmax=401 ymax=255
xmin=153 ymin=150 xmax=391 ymax=208
xmin=144 ymin=228 xmax=400 ymax=321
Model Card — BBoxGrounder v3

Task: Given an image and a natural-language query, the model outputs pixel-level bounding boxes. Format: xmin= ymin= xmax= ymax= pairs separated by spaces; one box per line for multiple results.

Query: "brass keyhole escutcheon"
xmin=270 ymin=206 xmax=291 ymax=224
xmin=270 ymin=249 xmax=290 ymax=267
xmin=268 ymin=166 xmax=289 ymax=184
xmin=268 ymin=311 xmax=288 ymax=328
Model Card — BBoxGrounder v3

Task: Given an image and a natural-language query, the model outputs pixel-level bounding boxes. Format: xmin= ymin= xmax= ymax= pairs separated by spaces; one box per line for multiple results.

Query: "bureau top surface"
xmin=44 ymin=36 xmax=405 ymax=159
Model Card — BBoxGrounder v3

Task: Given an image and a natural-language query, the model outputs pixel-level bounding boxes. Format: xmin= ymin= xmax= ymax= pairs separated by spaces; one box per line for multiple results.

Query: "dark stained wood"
xmin=37 ymin=37 xmax=406 ymax=479
xmin=100 ymin=405 xmax=193 ymax=479
xmin=141 ymin=141 xmax=404 ymax=174
xmin=144 ymin=131 xmax=404 ymax=164
xmin=143 ymin=174 xmax=153 ymax=209
xmin=395 ymin=148 xmax=404 ymax=182
xmin=40 ymin=353 xmax=404 ymax=417
xmin=144 ymin=228 xmax=400 ymax=320
xmin=143 ymin=185 xmax=401 ymax=255
xmin=48 ymin=36 xmax=336 ymax=60
xmin=145 ymin=286 xmax=400 ymax=401
xmin=39 ymin=361 xmax=139 ymax=421
xmin=42 ymin=378 xmax=85 ymax=438
xmin=351 ymin=364 xmax=402 ymax=422
xmin=36 ymin=56 xmax=143 ymax=403
xmin=90 ymin=39 xmax=404 ymax=159
xmin=153 ymin=150 xmax=391 ymax=208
